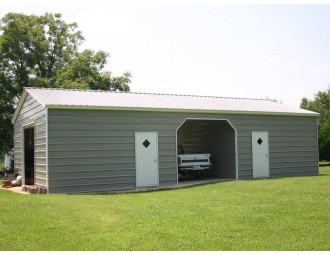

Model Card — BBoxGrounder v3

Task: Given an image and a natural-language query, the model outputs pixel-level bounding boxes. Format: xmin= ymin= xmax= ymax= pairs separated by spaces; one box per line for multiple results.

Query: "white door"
xmin=252 ymin=131 xmax=269 ymax=178
xmin=135 ymin=132 xmax=159 ymax=187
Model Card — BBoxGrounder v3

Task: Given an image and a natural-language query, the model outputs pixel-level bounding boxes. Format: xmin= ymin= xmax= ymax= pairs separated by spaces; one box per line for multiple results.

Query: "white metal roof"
xmin=12 ymin=87 xmax=319 ymax=123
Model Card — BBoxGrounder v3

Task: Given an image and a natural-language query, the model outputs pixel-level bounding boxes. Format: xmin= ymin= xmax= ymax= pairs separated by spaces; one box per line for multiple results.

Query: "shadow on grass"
xmin=319 ymin=163 xmax=330 ymax=167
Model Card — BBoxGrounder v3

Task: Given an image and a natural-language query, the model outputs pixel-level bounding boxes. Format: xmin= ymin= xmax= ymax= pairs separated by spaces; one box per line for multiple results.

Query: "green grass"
xmin=0 ymin=167 xmax=329 ymax=251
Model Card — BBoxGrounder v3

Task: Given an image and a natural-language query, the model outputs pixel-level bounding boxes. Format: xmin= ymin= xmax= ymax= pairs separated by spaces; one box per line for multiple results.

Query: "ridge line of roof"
xmin=24 ymin=87 xmax=276 ymax=102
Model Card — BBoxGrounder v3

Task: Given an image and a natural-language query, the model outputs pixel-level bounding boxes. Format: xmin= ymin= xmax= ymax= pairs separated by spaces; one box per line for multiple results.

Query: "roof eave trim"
xmin=11 ymin=89 xmax=28 ymax=124
xmin=46 ymin=105 xmax=320 ymax=117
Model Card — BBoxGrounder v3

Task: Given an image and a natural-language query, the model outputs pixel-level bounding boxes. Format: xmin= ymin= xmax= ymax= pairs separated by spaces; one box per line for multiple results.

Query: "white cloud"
xmin=267 ymin=54 xmax=298 ymax=66
xmin=74 ymin=8 xmax=161 ymax=78
xmin=312 ymin=64 xmax=330 ymax=74
xmin=282 ymin=85 xmax=313 ymax=107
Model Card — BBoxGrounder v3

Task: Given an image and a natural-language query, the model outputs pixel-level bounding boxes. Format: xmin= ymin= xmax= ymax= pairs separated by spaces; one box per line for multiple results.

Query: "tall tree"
xmin=301 ymin=86 xmax=330 ymax=161
xmin=0 ymin=12 xmax=131 ymax=155
xmin=54 ymin=49 xmax=131 ymax=91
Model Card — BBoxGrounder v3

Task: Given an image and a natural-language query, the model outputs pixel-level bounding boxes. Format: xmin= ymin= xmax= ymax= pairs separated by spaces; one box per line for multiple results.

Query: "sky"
xmin=1 ymin=0 xmax=330 ymax=107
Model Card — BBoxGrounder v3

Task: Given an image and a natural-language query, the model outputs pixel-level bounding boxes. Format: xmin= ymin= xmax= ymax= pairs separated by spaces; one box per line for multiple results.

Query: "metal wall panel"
xmin=46 ymin=109 xmax=318 ymax=193
xmin=13 ymin=94 xmax=47 ymax=186
xmin=47 ymin=110 xmax=179 ymax=193
xmin=230 ymin=114 xmax=319 ymax=179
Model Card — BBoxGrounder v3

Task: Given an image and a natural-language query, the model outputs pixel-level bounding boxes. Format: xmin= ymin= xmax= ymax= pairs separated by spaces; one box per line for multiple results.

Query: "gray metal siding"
xmin=13 ymin=94 xmax=47 ymax=186
xmin=176 ymin=114 xmax=318 ymax=180
xmin=47 ymin=110 xmax=179 ymax=193
xmin=230 ymin=115 xmax=319 ymax=179
xmin=47 ymin=109 xmax=318 ymax=193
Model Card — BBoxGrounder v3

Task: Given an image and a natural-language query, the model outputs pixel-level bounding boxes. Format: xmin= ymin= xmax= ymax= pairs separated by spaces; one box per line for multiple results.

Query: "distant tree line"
xmin=301 ymin=86 xmax=330 ymax=161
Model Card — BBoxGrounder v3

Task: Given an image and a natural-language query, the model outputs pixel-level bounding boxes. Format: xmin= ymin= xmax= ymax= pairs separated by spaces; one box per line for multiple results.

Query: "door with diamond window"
xmin=252 ymin=131 xmax=269 ymax=178
xmin=135 ymin=132 xmax=159 ymax=187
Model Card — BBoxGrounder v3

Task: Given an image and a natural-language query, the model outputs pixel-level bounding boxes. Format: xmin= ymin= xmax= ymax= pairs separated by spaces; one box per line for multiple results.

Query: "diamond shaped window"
xmin=257 ymin=138 xmax=263 ymax=145
xmin=142 ymin=139 xmax=151 ymax=148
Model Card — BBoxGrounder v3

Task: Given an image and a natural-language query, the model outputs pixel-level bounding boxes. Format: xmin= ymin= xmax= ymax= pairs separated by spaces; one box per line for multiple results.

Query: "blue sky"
xmin=1 ymin=1 xmax=330 ymax=106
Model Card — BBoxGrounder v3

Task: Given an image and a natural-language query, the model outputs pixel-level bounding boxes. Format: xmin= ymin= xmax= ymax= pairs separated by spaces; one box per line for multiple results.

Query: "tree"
xmin=0 ymin=12 xmax=131 ymax=155
xmin=300 ymin=86 xmax=330 ymax=161
xmin=54 ymin=49 xmax=131 ymax=91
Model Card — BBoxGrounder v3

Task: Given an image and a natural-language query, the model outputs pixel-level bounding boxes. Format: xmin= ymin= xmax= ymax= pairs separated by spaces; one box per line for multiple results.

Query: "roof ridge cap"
xmin=121 ymin=90 xmax=267 ymax=101
xmin=24 ymin=87 xmax=276 ymax=102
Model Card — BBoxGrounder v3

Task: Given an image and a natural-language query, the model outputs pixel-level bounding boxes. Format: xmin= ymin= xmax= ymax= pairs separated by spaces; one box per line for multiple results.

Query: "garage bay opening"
xmin=24 ymin=126 xmax=35 ymax=185
xmin=177 ymin=119 xmax=237 ymax=182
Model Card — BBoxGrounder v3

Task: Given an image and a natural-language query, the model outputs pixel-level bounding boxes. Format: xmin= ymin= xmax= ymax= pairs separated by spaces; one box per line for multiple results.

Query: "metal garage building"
xmin=12 ymin=87 xmax=319 ymax=193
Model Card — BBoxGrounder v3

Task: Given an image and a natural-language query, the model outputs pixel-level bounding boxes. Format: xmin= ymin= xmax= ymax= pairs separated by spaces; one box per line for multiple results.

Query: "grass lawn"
xmin=0 ymin=167 xmax=329 ymax=251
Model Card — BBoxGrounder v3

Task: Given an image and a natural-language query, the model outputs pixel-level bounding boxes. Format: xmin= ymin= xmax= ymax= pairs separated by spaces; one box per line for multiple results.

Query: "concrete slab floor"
xmin=0 ymin=186 xmax=30 ymax=194
xmin=178 ymin=177 xmax=225 ymax=187
xmin=1 ymin=178 xmax=232 ymax=195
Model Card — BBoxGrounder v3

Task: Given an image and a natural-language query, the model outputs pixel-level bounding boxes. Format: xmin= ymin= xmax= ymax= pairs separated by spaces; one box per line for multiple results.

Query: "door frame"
xmin=22 ymin=122 xmax=35 ymax=186
xmin=252 ymin=131 xmax=270 ymax=178
xmin=135 ymin=131 xmax=159 ymax=188
xmin=176 ymin=118 xmax=238 ymax=182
